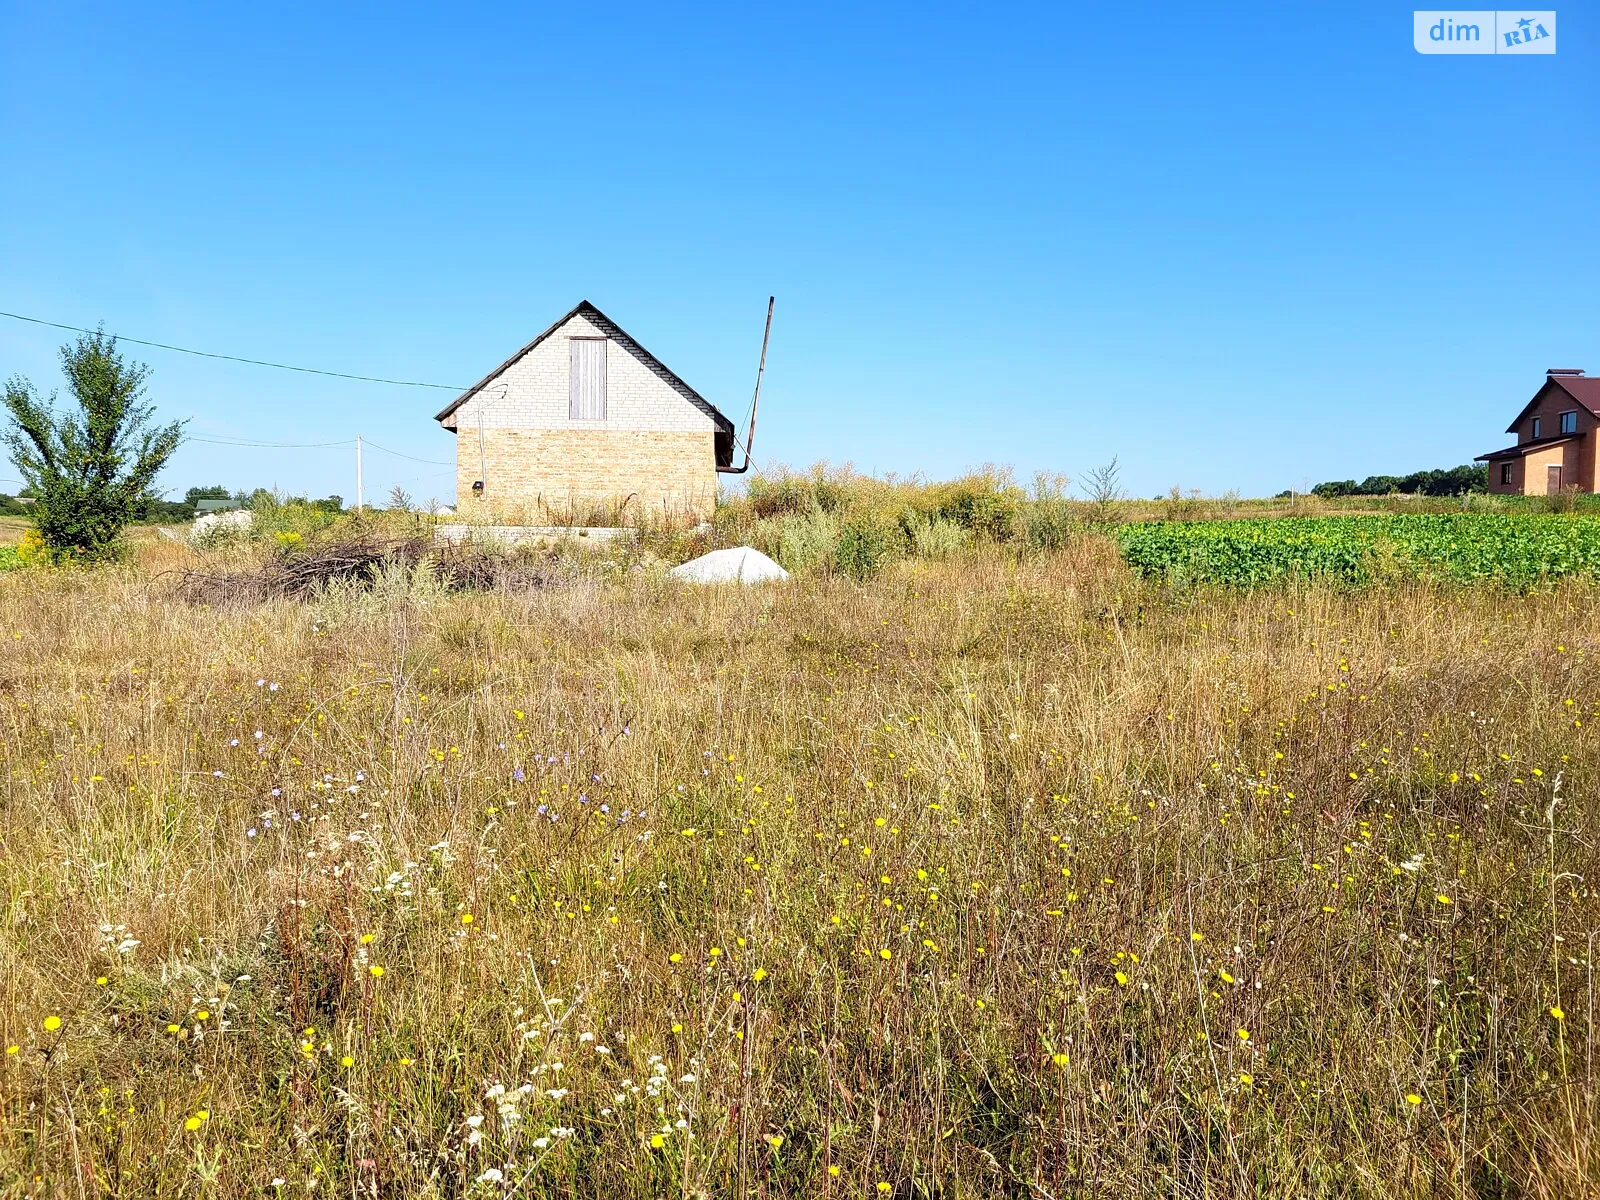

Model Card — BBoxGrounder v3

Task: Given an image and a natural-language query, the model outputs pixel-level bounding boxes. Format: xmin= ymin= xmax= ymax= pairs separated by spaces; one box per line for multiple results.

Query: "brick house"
xmin=1477 ymin=369 xmax=1600 ymax=495
xmin=435 ymin=301 xmax=736 ymax=521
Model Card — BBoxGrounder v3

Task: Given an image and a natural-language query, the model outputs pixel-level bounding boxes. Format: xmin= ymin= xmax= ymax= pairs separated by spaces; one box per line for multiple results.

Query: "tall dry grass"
xmin=0 ymin=537 xmax=1597 ymax=1197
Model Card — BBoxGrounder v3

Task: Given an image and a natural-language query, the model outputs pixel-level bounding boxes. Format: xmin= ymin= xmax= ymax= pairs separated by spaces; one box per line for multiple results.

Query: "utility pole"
xmin=356 ymin=435 xmax=364 ymax=514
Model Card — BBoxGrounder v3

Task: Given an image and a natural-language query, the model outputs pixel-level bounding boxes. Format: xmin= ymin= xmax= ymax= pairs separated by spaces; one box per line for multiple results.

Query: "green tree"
xmin=2 ymin=329 xmax=185 ymax=560
xmin=1311 ymin=479 xmax=1358 ymax=498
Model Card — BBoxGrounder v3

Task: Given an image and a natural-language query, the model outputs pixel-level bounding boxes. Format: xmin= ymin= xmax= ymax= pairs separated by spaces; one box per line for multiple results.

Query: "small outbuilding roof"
xmin=1474 ymin=435 xmax=1579 ymax=462
xmin=433 ymin=300 xmax=734 ymax=436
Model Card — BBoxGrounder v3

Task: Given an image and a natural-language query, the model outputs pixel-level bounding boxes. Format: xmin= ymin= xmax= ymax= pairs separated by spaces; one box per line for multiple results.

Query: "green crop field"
xmin=1115 ymin=514 xmax=1600 ymax=587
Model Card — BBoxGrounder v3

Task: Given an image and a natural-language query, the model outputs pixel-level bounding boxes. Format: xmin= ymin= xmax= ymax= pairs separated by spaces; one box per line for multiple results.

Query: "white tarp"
xmin=667 ymin=546 xmax=790 ymax=585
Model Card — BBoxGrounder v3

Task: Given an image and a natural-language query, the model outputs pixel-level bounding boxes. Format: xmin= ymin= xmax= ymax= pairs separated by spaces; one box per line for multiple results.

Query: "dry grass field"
xmin=1 ymin=532 xmax=1597 ymax=1197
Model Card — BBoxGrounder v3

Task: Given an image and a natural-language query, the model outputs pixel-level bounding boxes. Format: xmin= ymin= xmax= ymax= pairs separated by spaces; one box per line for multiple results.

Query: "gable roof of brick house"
xmin=433 ymin=300 xmax=735 ymax=443
xmin=1501 ymin=371 xmax=1600 ymax=433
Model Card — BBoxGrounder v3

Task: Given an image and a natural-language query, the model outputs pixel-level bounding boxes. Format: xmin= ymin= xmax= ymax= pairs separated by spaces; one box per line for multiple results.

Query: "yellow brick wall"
xmin=457 ymin=428 xmax=717 ymax=523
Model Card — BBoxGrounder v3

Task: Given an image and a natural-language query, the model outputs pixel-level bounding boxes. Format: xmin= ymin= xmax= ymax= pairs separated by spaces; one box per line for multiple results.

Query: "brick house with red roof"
xmin=1477 ymin=370 xmax=1600 ymax=495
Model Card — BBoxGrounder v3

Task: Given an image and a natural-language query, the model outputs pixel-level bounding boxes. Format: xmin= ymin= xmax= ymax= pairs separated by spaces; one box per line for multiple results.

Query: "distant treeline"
xmin=0 ymin=484 xmax=344 ymax=524
xmin=158 ymin=486 xmax=344 ymax=522
xmin=1310 ymin=464 xmax=1487 ymax=499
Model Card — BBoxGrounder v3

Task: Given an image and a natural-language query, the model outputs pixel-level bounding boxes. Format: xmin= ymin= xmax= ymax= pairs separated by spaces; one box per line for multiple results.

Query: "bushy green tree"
xmin=1311 ymin=479 xmax=1358 ymax=498
xmin=1357 ymin=474 xmax=1402 ymax=496
xmin=2 ymin=329 xmax=184 ymax=560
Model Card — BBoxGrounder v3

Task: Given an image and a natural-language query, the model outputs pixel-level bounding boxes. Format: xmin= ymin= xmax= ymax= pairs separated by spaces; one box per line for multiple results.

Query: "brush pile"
xmin=170 ymin=536 xmax=561 ymax=606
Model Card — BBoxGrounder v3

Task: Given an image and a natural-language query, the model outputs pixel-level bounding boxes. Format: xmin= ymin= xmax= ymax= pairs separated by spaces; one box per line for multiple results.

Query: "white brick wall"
xmin=447 ymin=313 xmax=717 ymax=434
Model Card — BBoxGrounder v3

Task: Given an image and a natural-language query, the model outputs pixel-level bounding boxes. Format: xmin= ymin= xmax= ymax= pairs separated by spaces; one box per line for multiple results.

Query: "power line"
xmin=361 ymin=438 xmax=453 ymax=467
xmin=186 ymin=433 xmax=451 ymax=464
xmin=0 ymin=309 xmax=467 ymax=391
xmin=188 ymin=435 xmax=356 ymax=449
xmin=385 ymin=468 xmax=457 ymax=489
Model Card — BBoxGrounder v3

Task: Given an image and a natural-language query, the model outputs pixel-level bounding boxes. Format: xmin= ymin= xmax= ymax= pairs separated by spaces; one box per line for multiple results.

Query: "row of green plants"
xmin=1115 ymin=513 xmax=1600 ymax=587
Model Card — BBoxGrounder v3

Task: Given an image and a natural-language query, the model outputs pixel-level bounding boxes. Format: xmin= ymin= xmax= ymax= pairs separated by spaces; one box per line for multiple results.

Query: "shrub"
xmin=746 ymin=474 xmax=810 ymax=518
xmin=904 ymin=512 xmax=971 ymax=559
xmin=199 ymin=491 xmax=344 ymax=550
xmin=2 ymin=329 xmax=183 ymax=561
xmin=1546 ymin=487 xmax=1580 ymax=515
xmin=16 ymin=528 xmax=50 ymax=567
xmin=747 ymin=467 xmax=854 ymax=519
xmin=721 ymin=464 xmax=1098 ymax=572
xmin=1079 ymin=458 xmax=1125 ymax=524
xmin=775 ymin=507 xmax=840 ymax=574
xmin=1021 ymin=498 xmax=1078 ymax=553
xmin=834 ymin=515 xmax=894 ymax=581
xmin=1161 ymin=487 xmax=1205 ymax=521
xmin=924 ymin=472 xmax=1024 ymax=541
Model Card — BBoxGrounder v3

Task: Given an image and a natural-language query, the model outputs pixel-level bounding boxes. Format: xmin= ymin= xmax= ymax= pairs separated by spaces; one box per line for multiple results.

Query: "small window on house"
xmin=1532 ymin=417 xmax=1542 ymax=438
xmin=568 ymin=338 xmax=608 ymax=420
xmin=1501 ymin=463 xmax=1513 ymax=486
xmin=1560 ymin=410 xmax=1578 ymax=435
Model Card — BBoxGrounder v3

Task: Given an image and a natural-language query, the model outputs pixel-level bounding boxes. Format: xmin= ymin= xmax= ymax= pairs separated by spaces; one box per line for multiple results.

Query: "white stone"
xmin=667 ymin=547 xmax=789 ymax=585
xmin=190 ymin=509 xmax=253 ymax=544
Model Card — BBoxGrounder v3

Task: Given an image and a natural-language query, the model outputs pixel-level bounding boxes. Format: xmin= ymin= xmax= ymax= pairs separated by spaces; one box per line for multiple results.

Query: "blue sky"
xmin=1 ymin=3 xmax=1594 ymax=502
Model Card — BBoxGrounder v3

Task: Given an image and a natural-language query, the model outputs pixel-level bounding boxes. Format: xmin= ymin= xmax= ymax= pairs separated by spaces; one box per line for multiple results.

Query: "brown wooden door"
xmin=1548 ymin=464 xmax=1563 ymax=494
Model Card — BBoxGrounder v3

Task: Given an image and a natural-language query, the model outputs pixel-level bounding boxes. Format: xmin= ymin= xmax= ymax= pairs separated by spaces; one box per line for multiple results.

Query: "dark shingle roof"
xmin=1475 ymin=435 xmax=1579 ymax=462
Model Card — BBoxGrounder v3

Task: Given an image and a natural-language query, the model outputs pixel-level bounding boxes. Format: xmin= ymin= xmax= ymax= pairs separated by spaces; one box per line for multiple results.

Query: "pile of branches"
xmin=170 ymin=536 xmax=561 ymax=606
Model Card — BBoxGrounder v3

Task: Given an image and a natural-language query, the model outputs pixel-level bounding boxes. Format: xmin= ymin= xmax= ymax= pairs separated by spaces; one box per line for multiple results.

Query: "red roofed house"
xmin=1477 ymin=369 xmax=1600 ymax=495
